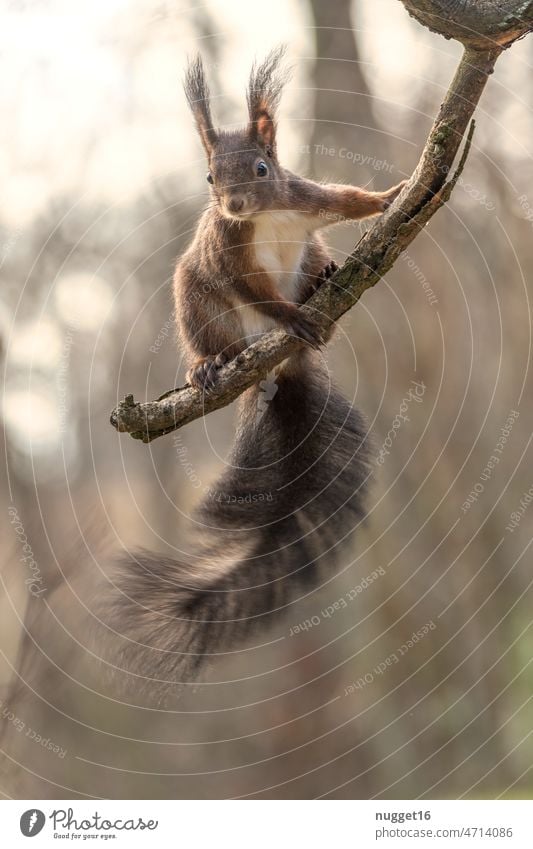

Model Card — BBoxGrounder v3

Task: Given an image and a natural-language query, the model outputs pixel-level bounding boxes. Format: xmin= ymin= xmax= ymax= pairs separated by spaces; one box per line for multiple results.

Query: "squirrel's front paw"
xmin=380 ymin=179 xmax=408 ymax=211
xmin=285 ymin=310 xmax=324 ymax=348
xmin=315 ymin=259 xmax=339 ymax=290
xmin=187 ymin=353 xmax=228 ymax=391
xmin=302 ymin=260 xmax=340 ymax=302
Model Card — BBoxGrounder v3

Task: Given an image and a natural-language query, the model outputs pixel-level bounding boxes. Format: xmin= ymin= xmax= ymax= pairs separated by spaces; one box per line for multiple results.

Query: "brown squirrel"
xmin=110 ymin=48 xmax=406 ymax=686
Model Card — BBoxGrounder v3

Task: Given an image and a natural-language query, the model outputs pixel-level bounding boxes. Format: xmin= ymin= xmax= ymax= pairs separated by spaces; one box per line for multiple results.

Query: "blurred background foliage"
xmin=1 ymin=0 xmax=533 ymax=799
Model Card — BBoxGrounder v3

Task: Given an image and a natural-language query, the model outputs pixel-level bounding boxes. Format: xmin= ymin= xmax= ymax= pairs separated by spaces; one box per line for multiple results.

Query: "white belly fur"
xmin=240 ymin=211 xmax=308 ymax=345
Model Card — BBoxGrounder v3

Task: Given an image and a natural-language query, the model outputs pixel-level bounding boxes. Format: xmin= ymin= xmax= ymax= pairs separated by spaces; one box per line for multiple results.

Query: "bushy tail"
xmin=106 ymin=351 xmax=371 ymax=685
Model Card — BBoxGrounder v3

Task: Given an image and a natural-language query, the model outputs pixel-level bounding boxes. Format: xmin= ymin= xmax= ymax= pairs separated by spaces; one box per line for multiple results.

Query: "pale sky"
xmin=0 ymin=0 xmax=444 ymax=227
xmin=1 ymin=0 xmax=531 ymax=230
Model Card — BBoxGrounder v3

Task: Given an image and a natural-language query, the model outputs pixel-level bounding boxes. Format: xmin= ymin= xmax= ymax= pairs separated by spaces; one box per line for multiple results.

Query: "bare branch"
xmin=110 ymin=4 xmax=532 ymax=443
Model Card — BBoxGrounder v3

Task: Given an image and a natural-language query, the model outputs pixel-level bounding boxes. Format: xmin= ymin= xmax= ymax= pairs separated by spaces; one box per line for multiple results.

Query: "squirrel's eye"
xmin=206 ymin=172 xmax=214 ymax=184
xmin=256 ymin=160 xmax=268 ymax=177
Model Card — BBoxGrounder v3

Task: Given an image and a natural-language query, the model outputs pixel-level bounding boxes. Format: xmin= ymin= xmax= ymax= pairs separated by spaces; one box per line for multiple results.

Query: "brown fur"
xmin=176 ymin=49 xmax=405 ymax=382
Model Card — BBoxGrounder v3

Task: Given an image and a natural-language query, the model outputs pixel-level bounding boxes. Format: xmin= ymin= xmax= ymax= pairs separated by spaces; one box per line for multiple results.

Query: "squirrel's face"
xmin=206 ymin=133 xmax=284 ymax=221
xmin=185 ymin=50 xmax=290 ymax=219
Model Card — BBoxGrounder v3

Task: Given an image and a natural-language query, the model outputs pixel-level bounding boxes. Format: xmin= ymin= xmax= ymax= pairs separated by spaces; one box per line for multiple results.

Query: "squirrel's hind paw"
xmin=286 ymin=311 xmax=324 ymax=349
xmin=187 ymin=353 xmax=228 ymax=391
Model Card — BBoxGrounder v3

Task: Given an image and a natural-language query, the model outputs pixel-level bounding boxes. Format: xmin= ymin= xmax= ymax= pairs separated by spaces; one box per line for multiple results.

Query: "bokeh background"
xmin=1 ymin=0 xmax=533 ymax=799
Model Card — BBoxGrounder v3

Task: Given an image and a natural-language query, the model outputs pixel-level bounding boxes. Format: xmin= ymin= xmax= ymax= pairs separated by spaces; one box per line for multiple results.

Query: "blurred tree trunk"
xmin=308 ymin=0 xmax=389 ymax=182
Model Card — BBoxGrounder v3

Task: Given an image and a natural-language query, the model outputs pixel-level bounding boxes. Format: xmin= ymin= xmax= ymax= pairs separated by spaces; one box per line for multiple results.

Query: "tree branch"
xmin=110 ymin=4 xmax=532 ymax=443
xmin=400 ymin=0 xmax=533 ymax=49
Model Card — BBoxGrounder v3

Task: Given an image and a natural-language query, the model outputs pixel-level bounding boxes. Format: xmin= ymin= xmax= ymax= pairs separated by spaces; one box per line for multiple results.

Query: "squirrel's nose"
xmin=227 ymin=195 xmax=245 ymax=214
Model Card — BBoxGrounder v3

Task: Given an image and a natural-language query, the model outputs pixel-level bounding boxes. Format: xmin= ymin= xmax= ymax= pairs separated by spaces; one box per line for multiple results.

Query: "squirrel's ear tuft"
xmin=184 ymin=55 xmax=218 ymax=155
xmin=247 ymin=45 xmax=290 ymax=152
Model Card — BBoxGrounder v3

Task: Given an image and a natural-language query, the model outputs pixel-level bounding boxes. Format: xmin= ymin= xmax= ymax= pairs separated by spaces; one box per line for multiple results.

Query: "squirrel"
xmin=109 ymin=48 xmax=406 ymax=687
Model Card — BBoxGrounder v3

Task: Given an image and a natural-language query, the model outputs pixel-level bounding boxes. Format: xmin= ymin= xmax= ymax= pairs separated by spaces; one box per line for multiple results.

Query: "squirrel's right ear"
xmin=184 ymin=55 xmax=218 ymax=156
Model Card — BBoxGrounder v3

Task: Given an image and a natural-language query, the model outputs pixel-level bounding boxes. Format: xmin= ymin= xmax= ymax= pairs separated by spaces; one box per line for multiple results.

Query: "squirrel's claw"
xmin=307 ymin=259 xmax=339 ymax=299
xmin=286 ymin=311 xmax=324 ymax=348
xmin=380 ymin=179 xmax=408 ymax=211
xmin=187 ymin=353 xmax=228 ymax=392
xmin=318 ymin=259 xmax=339 ymax=284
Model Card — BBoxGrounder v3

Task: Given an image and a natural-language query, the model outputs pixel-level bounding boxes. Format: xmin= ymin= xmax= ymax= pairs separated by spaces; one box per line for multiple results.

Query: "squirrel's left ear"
xmin=247 ymin=46 xmax=289 ymax=152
